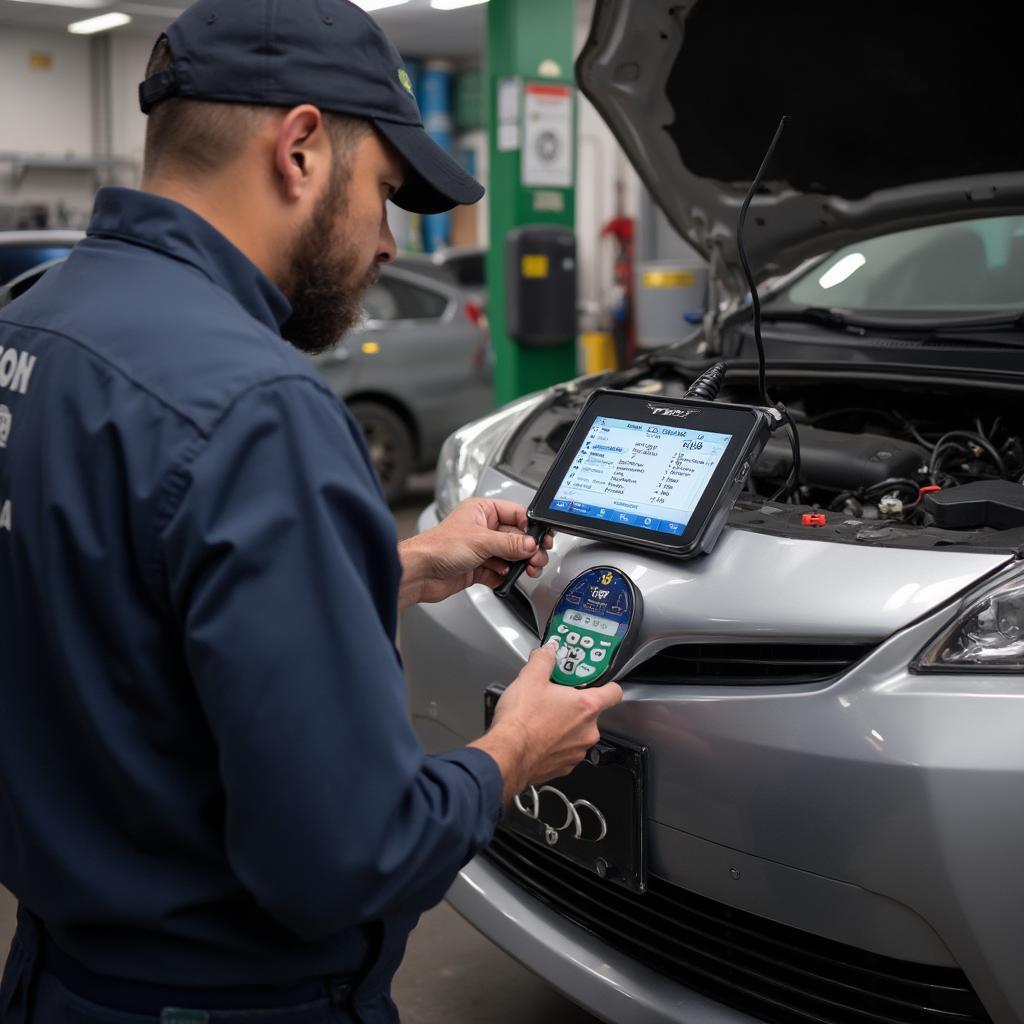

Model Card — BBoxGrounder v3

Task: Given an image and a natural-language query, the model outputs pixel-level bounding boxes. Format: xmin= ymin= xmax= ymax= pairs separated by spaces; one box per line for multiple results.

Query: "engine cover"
xmin=752 ymin=426 xmax=927 ymax=491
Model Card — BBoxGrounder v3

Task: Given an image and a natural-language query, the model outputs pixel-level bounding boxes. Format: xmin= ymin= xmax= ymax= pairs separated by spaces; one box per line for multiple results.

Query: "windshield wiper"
xmin=760 ymin=306 xmax=1024 ymax=334
xmin=759 ymin=307 xmax=860 ymax=331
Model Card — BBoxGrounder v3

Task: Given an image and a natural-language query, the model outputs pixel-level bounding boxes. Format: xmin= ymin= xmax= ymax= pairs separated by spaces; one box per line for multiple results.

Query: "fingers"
xmin=523 ymin=554 xmax=550 ymax=578
xmin=476 ymin=567 xmax=507 ymax=590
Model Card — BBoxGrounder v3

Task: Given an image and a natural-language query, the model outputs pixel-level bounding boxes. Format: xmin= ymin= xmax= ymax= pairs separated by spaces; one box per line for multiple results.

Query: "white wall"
xmin=0 ymin=28 xmax=99 ymax=223
xmin=0 ymin=28 xmax=92 ymax=154
xmin=0 ymin=27 xmax=151 ymax=227
xmin=109 ymin=33 xmax=155 ymax=170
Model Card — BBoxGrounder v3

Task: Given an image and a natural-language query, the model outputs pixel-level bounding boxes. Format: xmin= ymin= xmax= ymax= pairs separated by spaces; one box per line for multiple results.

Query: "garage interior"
xmin=3 ymin=1 xmax=1023 ymax=1023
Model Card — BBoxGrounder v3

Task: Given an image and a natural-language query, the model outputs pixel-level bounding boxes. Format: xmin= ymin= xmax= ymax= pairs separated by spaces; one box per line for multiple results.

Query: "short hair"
xmin=141 ymin=37 xmax=372 ymax=181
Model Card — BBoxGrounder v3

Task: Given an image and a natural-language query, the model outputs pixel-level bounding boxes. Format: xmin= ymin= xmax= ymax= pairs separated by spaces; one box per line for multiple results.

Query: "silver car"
xmin=402 ymin=3 xmax=1024 ymax=1022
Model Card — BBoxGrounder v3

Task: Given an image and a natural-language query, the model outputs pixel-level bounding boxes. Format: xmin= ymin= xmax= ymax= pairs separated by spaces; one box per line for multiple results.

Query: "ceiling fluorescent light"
xmin=9 ymin=0 xmax=107 ymax=8
xmin=351 ymin=0 xmax=410 ymax=11
xmin=430 ymin=0 xmax=488 ymax=8
xmin=68 ymin=11 xmax=132 ymax=32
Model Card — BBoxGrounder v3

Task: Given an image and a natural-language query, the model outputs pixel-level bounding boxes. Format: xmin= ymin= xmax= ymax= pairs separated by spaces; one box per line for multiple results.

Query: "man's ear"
xmin=274 ymin=105 xmax=330 ymax=202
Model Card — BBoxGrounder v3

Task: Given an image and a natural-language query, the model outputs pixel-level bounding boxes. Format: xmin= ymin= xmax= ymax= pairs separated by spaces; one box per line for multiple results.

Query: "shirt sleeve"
xmin=156 ymin=376 xmax=503 ymax=940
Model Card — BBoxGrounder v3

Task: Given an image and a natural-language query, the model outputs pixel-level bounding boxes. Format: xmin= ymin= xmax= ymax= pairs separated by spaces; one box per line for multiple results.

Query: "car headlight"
xmin=434 ymin=393 xmax=547 ymax=517
xmin=915 ymin=564 xmax=1024 ymax=671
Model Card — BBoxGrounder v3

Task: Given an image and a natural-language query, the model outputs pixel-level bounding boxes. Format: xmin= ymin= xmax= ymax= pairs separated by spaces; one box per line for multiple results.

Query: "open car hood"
xmin=577 ymin=0 xmax=1024 ymax=284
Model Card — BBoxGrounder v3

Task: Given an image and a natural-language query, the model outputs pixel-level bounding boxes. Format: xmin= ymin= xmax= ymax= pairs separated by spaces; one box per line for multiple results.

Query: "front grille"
xmin=484 ymin=829 xmax=991 ymax=1024
xmin=503 ymin=584 xmax=875 ymax=685
xmin=624 ymin=642 xmax=876 ymax=686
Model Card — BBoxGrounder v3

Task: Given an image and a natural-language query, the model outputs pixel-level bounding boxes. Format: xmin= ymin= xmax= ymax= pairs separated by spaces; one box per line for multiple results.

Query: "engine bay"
xmin=498 ymin=361 xmax=1024 ymax=553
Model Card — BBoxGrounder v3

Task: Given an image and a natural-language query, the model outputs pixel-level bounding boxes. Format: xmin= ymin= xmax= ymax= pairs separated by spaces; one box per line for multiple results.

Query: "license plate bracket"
xmin=484 ymin=684 xmax=647 ymax=893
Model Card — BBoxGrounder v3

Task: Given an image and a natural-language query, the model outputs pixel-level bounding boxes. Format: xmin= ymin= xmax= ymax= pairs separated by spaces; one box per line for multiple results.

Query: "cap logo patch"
xmin=398 ymin=68 xmax=414 ymax=95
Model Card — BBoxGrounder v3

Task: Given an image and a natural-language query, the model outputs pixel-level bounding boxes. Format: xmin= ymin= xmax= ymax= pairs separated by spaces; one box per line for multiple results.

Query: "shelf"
xmin=0 ymin=153 xmax=138 ymax=188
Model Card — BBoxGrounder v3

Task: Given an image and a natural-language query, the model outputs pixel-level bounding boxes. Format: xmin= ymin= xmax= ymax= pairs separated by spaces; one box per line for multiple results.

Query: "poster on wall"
xmin=521 ymin=82 xmax=573 ymax=189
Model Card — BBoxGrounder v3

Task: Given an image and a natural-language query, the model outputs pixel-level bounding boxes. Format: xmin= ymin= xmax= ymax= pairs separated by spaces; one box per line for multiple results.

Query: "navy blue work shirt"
xmin=0 ymin=187 xmax=502 ymax=1016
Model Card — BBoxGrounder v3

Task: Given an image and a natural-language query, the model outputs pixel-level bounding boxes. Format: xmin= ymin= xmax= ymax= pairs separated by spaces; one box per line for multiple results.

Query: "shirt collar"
xmin=87 ymin=187 xmax=293 ymax=331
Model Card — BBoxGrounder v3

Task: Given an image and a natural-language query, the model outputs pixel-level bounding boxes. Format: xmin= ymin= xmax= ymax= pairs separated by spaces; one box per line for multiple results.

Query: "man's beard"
xmin=280 ymin=179 xmax=381 ymax=355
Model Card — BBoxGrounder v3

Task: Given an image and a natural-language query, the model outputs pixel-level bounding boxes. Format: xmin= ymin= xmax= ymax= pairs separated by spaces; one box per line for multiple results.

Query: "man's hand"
xmin=470 ymin=640 xmax=624 ymax=802
xmin=398 ymin=497 xmax=553 ymax=609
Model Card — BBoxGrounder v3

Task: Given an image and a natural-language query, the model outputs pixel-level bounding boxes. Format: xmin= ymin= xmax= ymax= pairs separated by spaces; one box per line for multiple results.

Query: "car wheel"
xmin=349 ymin=400 xmax=415 ymax=505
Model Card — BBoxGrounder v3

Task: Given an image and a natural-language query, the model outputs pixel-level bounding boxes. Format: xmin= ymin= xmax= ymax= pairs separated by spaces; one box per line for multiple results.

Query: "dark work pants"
xmin=0 ymin=909 xmax=371 ymax=1024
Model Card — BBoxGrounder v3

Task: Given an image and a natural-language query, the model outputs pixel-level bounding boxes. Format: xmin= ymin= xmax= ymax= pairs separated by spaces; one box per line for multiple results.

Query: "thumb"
xmin=590 ymin=681 xmax=624 ymax=711
xmin=493 ymin=530 xmax=537 ymax=562
xmin=525 ymin=637 xmax=559 ymax=679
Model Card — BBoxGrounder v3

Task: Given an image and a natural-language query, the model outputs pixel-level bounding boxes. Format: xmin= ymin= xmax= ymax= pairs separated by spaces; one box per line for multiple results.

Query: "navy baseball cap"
xmin=138 ymin=0 xmax=483 ymax=214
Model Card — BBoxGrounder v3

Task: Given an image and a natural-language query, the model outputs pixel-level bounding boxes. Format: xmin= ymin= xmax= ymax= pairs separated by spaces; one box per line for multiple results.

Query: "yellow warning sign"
xmin=521 ymin=254 xmax=550 ymax=279
xmin=643 ymin=269 xmax=696 ymax=289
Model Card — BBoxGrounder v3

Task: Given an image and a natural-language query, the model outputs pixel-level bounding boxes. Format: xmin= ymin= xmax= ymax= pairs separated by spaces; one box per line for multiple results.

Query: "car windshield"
xmin=784 ymin=215 xmax=1024 ymax=317
xmin=0 ymin=245 xmax=74 ymax=287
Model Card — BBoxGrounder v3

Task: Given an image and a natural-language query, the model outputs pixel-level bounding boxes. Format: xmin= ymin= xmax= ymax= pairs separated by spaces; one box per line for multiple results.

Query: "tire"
xmin=348 ymin=400 xmax=415 ymax=505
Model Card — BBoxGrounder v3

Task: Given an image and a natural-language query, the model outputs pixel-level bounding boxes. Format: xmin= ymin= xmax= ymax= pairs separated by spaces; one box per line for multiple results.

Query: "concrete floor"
xmin=0 ymin=476 xmax=600 ymax=1024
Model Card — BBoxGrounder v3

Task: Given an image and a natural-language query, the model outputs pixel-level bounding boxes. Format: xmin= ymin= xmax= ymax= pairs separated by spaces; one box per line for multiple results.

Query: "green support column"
xmin=487 ymin=0 xmax=577 ymax=405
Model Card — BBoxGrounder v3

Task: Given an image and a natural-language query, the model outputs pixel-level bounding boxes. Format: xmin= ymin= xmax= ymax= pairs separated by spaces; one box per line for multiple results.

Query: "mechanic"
xmin=0 ymin=1 xmax=622 ymax=1021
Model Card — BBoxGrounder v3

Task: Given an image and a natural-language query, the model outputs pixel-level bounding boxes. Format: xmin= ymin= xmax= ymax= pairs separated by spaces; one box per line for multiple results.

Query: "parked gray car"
xmin=313 ymin=258 xmax=492 ymax=502
xmin=402 ymin=3 xmax=1024 ymax=1023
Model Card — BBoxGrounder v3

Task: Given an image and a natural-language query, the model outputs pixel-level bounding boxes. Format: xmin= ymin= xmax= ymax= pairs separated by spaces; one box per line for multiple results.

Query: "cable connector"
xmin=684 ymin=362 xmax=728 ymax=401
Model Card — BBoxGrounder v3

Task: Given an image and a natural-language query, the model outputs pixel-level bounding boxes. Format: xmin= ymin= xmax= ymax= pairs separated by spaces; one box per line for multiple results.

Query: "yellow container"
xmin=580 ymin=331 xmax=618 ymax=373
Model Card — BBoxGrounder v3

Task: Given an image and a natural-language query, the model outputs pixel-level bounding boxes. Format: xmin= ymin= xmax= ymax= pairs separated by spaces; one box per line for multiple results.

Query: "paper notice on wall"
xmin=521 ymin=82 xmax=573 ymax=189
xmin=498 ymin=122 xmax=519 ymax=152
xmin=497 ymin=76 xmax=520 ymax=152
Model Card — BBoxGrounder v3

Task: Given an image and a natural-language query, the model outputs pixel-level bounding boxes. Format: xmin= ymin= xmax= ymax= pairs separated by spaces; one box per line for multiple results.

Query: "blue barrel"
xmin=418 ymin=61 xmax=453 ymax=253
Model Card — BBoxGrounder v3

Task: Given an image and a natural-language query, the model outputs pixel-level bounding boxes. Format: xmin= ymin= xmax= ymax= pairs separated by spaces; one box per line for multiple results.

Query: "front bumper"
xmin=447 ymin=853 xmax=761 ymax=1024
xmin=404 ymin=503 xmax=1024 ymax=1023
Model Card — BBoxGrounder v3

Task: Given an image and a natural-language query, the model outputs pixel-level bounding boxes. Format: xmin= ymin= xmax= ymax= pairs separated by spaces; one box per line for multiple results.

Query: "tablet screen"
xmin=547 ymin=415 xmax=733 ymax=537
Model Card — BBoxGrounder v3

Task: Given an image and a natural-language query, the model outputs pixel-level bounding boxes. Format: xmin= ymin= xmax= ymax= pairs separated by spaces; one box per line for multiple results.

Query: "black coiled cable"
xmin=684 ymin=362 xmax=728 ymax=401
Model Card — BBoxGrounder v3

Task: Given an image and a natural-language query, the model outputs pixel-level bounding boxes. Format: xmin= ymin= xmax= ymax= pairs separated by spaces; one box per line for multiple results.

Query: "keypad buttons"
xmin=599 ymin=640 xmax=612 ymax=647
xmin=589 ymin=648 xmax=606 ymax=663
xmin=557 ymin=624 xmax=569 ymax=634
xmin=566 ymin=631 xmax=581 ymax=645
xmin=557 ymin=645 xmax=569 ymax=659
xmin=580 ymin=636 xmax=594 ymax=649
xmin=575 ymin=663 xmax=596 ymax=679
